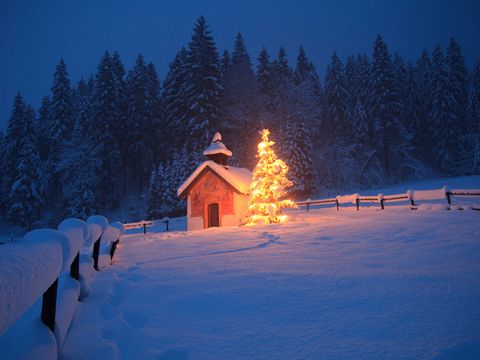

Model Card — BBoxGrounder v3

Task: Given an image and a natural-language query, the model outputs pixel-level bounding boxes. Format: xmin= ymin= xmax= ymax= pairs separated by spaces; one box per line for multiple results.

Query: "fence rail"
xmin=0 ymin=215 xmax=124 ymax=358
xmin=123 ymin=217 xmax=170 ymax=234
xmin=297 ymin=187 xmax=480 ymax=212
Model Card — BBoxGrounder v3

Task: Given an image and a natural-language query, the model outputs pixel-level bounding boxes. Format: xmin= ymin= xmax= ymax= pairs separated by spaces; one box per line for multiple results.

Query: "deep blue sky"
xmin=1 ymin=0 xmax=479 ymax=129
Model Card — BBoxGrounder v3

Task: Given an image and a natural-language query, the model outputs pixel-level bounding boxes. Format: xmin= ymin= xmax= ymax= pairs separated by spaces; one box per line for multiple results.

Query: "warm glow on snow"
xmin=245 ymin=129 xmax=296 ymax=224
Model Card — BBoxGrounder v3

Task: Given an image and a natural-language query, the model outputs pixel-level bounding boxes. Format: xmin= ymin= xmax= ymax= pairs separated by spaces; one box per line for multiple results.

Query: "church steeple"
xmin=203 ymin=132 xmax=232 ymax=166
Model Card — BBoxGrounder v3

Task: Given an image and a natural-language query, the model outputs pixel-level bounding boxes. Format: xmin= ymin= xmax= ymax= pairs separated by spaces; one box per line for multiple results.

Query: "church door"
xmin=207 ymin=203 xmax=220 ymax=228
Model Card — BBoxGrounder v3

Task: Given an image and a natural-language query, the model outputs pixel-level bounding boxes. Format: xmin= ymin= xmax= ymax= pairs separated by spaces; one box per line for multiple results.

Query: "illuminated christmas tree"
xmin=246 ymin=129 xmax=296 ymax=224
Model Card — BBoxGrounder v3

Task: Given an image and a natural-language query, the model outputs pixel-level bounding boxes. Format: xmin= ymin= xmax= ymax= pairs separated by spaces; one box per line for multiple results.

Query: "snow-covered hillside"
xmin=60 ymin=205 xmax=480 ymax=359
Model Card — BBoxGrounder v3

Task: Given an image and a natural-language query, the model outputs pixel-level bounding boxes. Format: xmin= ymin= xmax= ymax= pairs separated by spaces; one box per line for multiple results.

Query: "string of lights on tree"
xmin=246 ymin=129 xmax=296 ymax=224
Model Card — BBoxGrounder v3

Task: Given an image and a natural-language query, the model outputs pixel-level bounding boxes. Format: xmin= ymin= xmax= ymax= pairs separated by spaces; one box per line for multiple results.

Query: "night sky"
xmin=1 ymin=0 xmax=479 ymax=129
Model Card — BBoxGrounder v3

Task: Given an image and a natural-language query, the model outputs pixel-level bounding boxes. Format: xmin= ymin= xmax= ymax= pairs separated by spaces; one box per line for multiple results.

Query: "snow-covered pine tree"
xmin=257 ymin=47 xmax=275 ymax=115
xmin=412 ymin=50 xmax=433 ymax=165
xmin=110 ymin=51 xmax=130 ymax=195
xmin=220 ymin=50 xmax=232 ymax=81
xmin=36 ymin=95 xmax=51 ymax=161
xmin=221 ymin=33 xmax=260 ymax=169
xmin=278 ymin=98 xmax=318 ymax=199
xmin=146 ymin=163 xmax=177 ymax=219
xmin=323 ymin=51 xmax=350 ymax=141
xmin=6 ymin=105 xmax=42 ymax=228
xmin=294 ymin=45 xmax=322 ymax=123
xmin=369 ymin=34 xmax=408 ymax=179
xmin=1 ymin=93 xmax=27 ymax=209
xmin=275 ymin=46 xmax=320 ymax=198
xmin=146 ymin=166 xmax=161 ymax=219
xmin=91 ymin=51 xmax=122 ymax=209
xmin=184 ymin=16 xmax=222 ymax=156
xmin=430 ymin=45 xmax=457 ymax=174
xmin=467 ymin=61 xmax=480 ymax=173
xmin=49 ymin=59 xmax=74 ymax=160
xmin=0 ymin=129 xmax=5 ymax=215
xmin=162 ymin=47 xmax=189 ymax=151
xmin=127 ymin=54 xmax=154 ymax=191
xmin=145 ymin=62 xmax=164 ymax=164
xmin=57 ymin=120 xmax=99 ymax=219
xmin=446 ymin=38 xmax=470 ymax=173
xmin=43 ymin=59 xmax=74 ymax=212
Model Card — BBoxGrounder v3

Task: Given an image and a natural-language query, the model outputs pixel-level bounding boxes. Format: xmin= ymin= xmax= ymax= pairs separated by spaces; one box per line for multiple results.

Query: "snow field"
xmin=61 ymin=206 xmax=480 ymax=359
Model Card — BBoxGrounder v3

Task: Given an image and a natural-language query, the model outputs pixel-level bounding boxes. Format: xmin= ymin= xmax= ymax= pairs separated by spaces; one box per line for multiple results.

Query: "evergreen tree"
xmin=467 ymin=61 xmax=480 ymax=173
xmin=127 ymin=54 xmax=153 ymax=190
xmin=2 ymin=93 xmax=27 ymax=206
xmin=412 ymin=50 xmax=433 ymax=164
xmin=57 ymin=120 xmax=99 ymax=219
xmin=184 ymin=16 xmax=222 ymax=155
xmin=111 ymin=51 xmax=130 ymax=194
xmin=146 ymin=163 xmax=177 ymax=219
xmin=162 ymin=47 xmax=189 ymax=147
xmin=220 ymin=49 xmax=232 ymax=80
xmin=91 ymin=51 xmax=122 ymax=209
xmin=145 ymin=62 xmax=164 ymax=163
xmin=221 ymin=33 xmax=259 ymax=168
xmin=6 ymin=105 xmax=42 ymax=228
xmin=446 ymin=38 xmax=470 ymax=172
xmin=49 ymin=59 xmax=73 ymax=159
xmin=36 ymin=95 xmax=51 ymax=161
xmin=430 ymin=45 xmax=457 ymax=173
xmin=257 ymin=47 xmax=276 ymax=115
xmin=323 ymin=52 xmax=350 ymax=141
xmin=369 ymin=35 xmax=406 ymax=178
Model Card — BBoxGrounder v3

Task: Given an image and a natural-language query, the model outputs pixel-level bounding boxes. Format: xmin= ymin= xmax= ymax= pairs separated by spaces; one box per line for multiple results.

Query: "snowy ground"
xmin=61 ymin=205 xmax=480 ymax=359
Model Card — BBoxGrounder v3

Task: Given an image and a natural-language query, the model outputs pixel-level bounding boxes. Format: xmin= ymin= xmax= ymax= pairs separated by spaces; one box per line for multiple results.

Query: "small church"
xmin=177 ymin=133 xmax=252 ymax=231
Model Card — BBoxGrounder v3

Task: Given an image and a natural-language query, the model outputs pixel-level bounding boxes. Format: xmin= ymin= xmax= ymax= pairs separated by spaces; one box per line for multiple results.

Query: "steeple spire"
xmin=203 ymin=132 xmax=232 ymax=165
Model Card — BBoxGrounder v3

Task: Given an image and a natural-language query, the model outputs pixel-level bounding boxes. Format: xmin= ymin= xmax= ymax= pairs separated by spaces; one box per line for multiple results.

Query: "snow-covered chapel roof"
xmin=203 ymin=132 xmax=233 ymax=157
xmin=177 ymin=160 xmax=252 ymax=198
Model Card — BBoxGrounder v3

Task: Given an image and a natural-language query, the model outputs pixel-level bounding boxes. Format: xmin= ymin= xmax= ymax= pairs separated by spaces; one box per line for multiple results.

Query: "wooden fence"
xmin=297 ymin=188 xmax=480 ymax=212
xmin=123 ymin=217 xmax=171 ymax=234
xmin=0 ymin=216 xmax=124 ymax=357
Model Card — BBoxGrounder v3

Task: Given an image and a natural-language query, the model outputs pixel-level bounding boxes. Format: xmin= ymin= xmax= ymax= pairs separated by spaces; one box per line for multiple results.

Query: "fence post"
xmin=446 ymin=192 xmax=452 ymax=205
xmin=165 ymin=220 xmax=169 ymax=232
xmin=380 ymin=199 xmax=385 ymax=210
xmin=110 ymin=239 xmax=120 ymax=260
xmin=336 ymin=199 xmax=339 ymax=211
xmin=92 ymin=237 xmax=101 ymax=271
xmin=41 ymin=278 xmax=58 ymax=332
xmin=70 ymin=252 xmax=80 ymax=280
xmin=356 ymin=198 xmax=360 ymax=211
xmin=143 ymin=223 xmax=147 ymax=235
xmin=306 ymin=203 xmax=310 ymax=212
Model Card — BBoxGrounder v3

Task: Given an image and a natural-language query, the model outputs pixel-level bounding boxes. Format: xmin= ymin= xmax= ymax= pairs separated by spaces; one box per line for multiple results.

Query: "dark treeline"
xmin=1 ymin=16 xmax=479 ymax=227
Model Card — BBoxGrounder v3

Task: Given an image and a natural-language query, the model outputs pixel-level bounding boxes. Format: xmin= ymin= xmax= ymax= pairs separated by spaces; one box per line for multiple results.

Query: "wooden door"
xmin=207 ymin=203 xmax=219 ymax=228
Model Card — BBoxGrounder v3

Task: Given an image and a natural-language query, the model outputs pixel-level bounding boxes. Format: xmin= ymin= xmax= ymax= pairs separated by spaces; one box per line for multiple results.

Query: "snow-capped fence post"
xmin=444 ymin=186 xmax=452 ymax=208
xmin=161 ymin=217 xmax=170 ymax=231
xmin=356 ymin=197 xmax=360 ymax=211
xmin=87 ymin=216 xmax=109 ymax=271
xmin=92 ymin=237 xmax=101 ymax=271
xmin=407 ymin=190 xmax=415 ymax=209
xmin=70 ymin=252 xmax=80 ymax=280
xmin=41 ymin=278 xmax=58 ymax=332
xmin=378 ymin=194 xmax=385 ymax=210
xmin=143 ymin=223 xmax=147 ymax=235
xmin=336 ymin=199 xmax=339 ymax=211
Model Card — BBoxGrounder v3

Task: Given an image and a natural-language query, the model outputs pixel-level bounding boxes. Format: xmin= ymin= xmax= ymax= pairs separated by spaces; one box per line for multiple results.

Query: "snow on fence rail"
xmin=0 ymin=215 xmax=124 ymax=359
xmin=297 ymin=187 xmax=480 ymax=211
xmin=123 ymin=217 xmax=170 ymax=234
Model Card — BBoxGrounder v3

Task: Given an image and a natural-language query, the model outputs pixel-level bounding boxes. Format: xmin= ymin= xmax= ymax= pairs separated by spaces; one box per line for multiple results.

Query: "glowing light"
xmin=245 ymin=129 xmax=297 ymax=225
